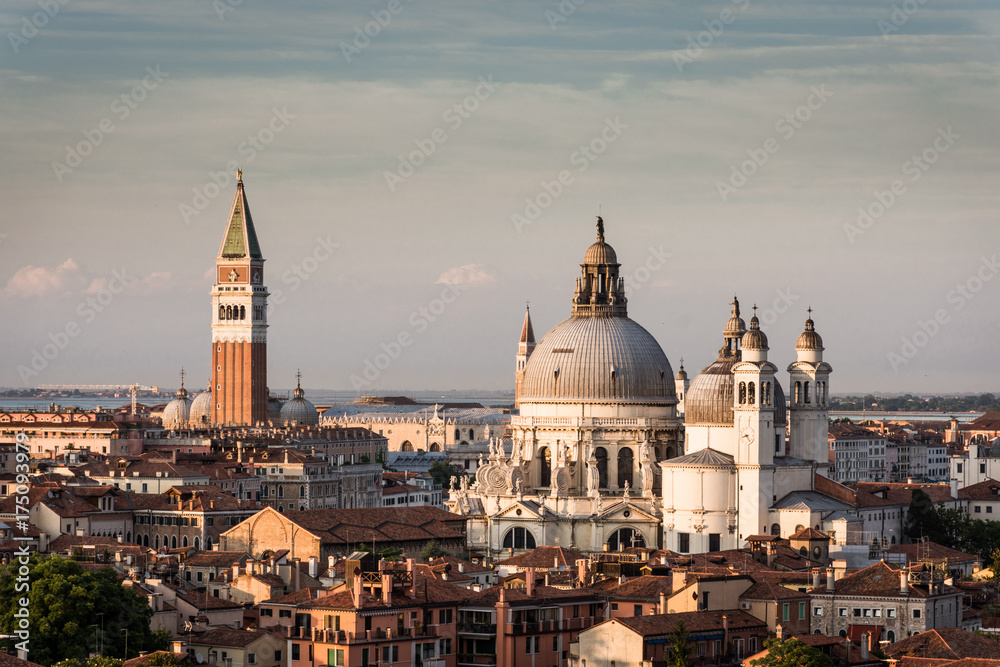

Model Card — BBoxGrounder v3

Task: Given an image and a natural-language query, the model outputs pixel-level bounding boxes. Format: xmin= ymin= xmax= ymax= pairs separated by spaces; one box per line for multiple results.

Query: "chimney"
xmin=659 ymin=591 xmax=667 ymax=614
xmin=232 ymin=563 xmax=240 ymax=582
xmin=309 ymin=556 xmax=318 ymax=579
xmin=525 ymin=567 xmax=535 ymax=597
xmin=294 ymin=558 xmax=301 ymax=591
xmin=577 ymin=559 xmax=587 ymax=588
xmin=812 ymin=568 xmax=821 ymax=590
xmin=353 ymin=569 xmax=363 ymax=608
xmin=861 ymin=633 xmax=870 ymax=661
xmin=458 ymin=563 xmax=465 ymax=573
xmin=382 ymin=573 xmax=393 ymax=605
xmin=722 ymin=614 xmax=729 ymax=649
xmin=775 ymin=624 xmax=784 ymax=640
xmin=554 ymin=556 xmax=560 ymax=568
xmin=544 ymin=573 xmax=550 ymax=587
xmin=826 ymin=567 xmax=836 ymax=592
xmin=328 ymin=555 xmax=335 ymax=572
xmin=900 ymin=569 xmax=908 ymax=595
xmin=407 ymin=558 xmax=417 ymax=596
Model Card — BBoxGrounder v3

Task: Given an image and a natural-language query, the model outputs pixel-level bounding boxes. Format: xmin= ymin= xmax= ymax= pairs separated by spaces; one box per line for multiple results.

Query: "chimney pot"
xmin=525 ymin=567 xmax=535 ymax=597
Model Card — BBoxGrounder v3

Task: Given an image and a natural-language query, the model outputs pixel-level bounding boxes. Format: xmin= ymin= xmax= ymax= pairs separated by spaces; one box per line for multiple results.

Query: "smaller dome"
xmin=583 ymin=241 xmax=617 ymax=265
xmin=796 ymin=316 xmax=824 ymax=351
xmin=741 ymin=314 xmax=768 ymax=351
xmin=676 ymin=363 xmax=688 ymax=380
xmin=162 ymin=392 xmax=192 ymax=429
xmin=723 ymin=297 xmax=746 ymax=338
xmin=189 ymin=391 xmax=212 ymax=426
xmin=281 ymin=397 xmax=319 ymax=425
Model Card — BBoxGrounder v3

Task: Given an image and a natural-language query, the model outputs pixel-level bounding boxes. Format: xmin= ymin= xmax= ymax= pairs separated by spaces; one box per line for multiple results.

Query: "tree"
xmin=145 ymin=652 xmax=188 ymax=667
xmin=0 ymin=555 xmax=161 ymax=666
xmin=420 ymin=540 xmax=450 ymax=562
xmin=665 ymin=620 xmax=691 ymax=667
xmin=428 ymin=461 xmax=461 ymax=490
xmin=749 ymin=638 xmax=832 ymax=667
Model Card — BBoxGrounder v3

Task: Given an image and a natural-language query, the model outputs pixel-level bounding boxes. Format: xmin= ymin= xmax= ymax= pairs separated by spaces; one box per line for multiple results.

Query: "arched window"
xmin=748 ymin=382 xmax=756 ymax=406
xmin=595 ymin=447 xmax=608 ymax=488
xmin=143 ymin=534 xmax=149 ymax=547
xmin=654 ymin=447 xmax=661 ymax=461
xmin=219 ymin=305 xmax=225 ymax=320
xmin=194 ymin=537 xmax=200 ymax=550
xmin=502 ymin=527 xmax=536 ymax=550
xmin=182 ymin=536 xmax=189 ymax=547
xmin=607 ymin=527 xmax=645 ymax=550
xmin=763 ymin=382 xmax=771 ymax=406
xmin=804 ymin=381 xmax=811 ymax=404
xmin=430 ymin=443 xmax=442 ymax=452
xmin=206 ymin=536 xmax=213 ymax=549
xmin=299 ymin=485 xmax=305 ymax=498
xmin=770 ymin=523 xmax=781 ymax=536
xmin=618 ymin=448 xmax=634 ymax=488
xmin=666 ymin=446 xmax=675 ymax=459
xmin=401 ymin=441 xmax=413 ymax=452
xmin=240 ymin=305 xmax=246 ymax=320
xmin=126 ymin=531 xmax=131 ymax=542
xmin=154 ymin=535 xmax=159 ymax=549
xmin=278 ymin=486 xmax=284 ymax=498
xmin=469 ymin=429 xmax=475 ymax=440
xmin=171 ymin=535 xmax=177 ymax=549
xmin=887 ymin=631 xmax=895 ymax=642
xmin=539 ymin=447 xmax=551 ymax=488
xmin=739 ymin=382 xmax=747 ymax=404
xmin=455 ymin=429 xmax=460 ymax=440
xmin=794 ymin=381 xmax=802 ymax=404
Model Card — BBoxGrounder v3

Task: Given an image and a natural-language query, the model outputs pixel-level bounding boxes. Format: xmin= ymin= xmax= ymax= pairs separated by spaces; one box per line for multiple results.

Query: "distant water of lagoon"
xmin=830 ymin=411 xmax=983 ymax=423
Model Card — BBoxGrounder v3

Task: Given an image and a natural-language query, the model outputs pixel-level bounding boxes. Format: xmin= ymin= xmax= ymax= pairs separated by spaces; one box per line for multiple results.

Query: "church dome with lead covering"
xmin=280 ymin=372 xmax=319 ymax=425
xmin=684 ymin=356 xmax=738 ymax=425
xmin=162 ymin=383 xmax=192 ymax=429
xmin=741 ymin=313 xmax=768 ymax=351
xmin=189 ymin=391 xmax=212 ymax=426
xmin=519 ymin=316 xmax=676 ymax=404
xmin=518 ymin=218 xmax=675 ymax=405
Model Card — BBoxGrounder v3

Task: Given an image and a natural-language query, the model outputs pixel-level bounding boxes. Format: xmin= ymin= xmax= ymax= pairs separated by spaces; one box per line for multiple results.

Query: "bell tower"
xmin=210 ymin=171 xmax=269 ymax=426
xmin=514 ymin=305 xmax=535 ymax=409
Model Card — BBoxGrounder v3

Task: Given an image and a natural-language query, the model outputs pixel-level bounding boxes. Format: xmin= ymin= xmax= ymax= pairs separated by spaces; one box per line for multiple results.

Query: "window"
xmin=814 ymin=607 xmax=823 ymax=616
xmin=381 ymin=647 xmax=398 ymax=664
xmin=697 ymin=642 xmax=706 ymax=658
xmin=981 ymin=464 xmax=987 ymax=474
xmin=279 ymin=610 xmax=292 ymax=618
xmin=678 ymin=532 xmax=690 ymax=553
xmin=975 ymin=506 xmax=982 ymax=513
xmin=800 ymin=602 xmax=806 ymax=620
xmin=248 ymin=654 xmax=256 ymax=664
xmin=887 ymin=609 xmax=896 ymax=618
xmin=526 ymin=637 xmax=540 ymax=654
xmin=611 ymin=603 xmax=618 ymax=611
xmin=782 ymin=603 xmax=789 ymax=622
xmin=634 ymin=605 xmax=643 ymax=617
xmin=502 ymin=527 xmax=536 ymax=550
xmin=839 ymin=608 xmax=846 ymax=617
xmin=439 ymin=609 xmax=453 ymax=625
xmin=440 ymin=639 xmax=452 ymax=655
xmin=260 ymin=609 xmax=272 ymax=617
xmin=709 ymin=533 xmax=721 ymax=552
xmin=329 ymin=650 xmax=343 ymax=666
xmin=274 ymin=652 xmax=282 ymax=662
xmin=989 ymin=507 xmax=994 ymax=514
xmin=913 ymin=609 xmax=921 ymax=618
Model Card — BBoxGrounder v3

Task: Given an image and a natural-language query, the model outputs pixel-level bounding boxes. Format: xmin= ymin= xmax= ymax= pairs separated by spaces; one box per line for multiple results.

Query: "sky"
xmin=1 ymin=0 xmax=998 ymax=395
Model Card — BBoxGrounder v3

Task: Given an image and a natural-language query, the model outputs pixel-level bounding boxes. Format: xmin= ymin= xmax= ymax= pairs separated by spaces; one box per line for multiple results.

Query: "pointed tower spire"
xmin=218 ymin=172 xmax=263 ymax=260
xmin=515 ymin=304 xmax=537 ymax=410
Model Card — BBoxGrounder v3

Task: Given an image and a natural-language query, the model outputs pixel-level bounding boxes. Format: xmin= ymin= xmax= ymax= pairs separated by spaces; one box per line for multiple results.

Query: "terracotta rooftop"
xmin=604 ymin=575 xmax=673 ymax=601
xmin=885 ymin=542 xmax=981 ymax=565
xmin=493 ymin=546 xmax=586 ymax=569
xmin=278 ymin=506 xmax=465 ymax=545
xmin=188 ymin=628 xmax=275 ymax=648
xmin=740 ymin=581 xmax=810 ymax=601
xmin=886 ymin=627 xmax=1000 ymax=661
xmin=614 ymin=609 xmax=766 ymax=636
xmin=789 ymin=527 xmax=829 ymax=541
xmin=958 ymin=479 xmax=1000 ymax=501
xmin=122 ymin=652 xmax=190 ymax=667
xmin=182 ymin=551 xmax=251 ymax=569
xmin=814 ymin=561 xmax=949 ymax=599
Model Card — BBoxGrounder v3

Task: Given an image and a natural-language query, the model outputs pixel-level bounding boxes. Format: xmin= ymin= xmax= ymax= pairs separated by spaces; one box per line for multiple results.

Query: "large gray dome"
xmin=519 ymin=316 xmax=676 ymax=404
xmin=685 ymin=357 xmax=787 ymax=426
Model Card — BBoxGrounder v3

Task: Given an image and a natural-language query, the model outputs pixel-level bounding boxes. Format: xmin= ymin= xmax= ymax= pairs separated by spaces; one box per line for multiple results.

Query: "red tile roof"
xmin=493 ymin=546 xmax=586 ymax=569
xmin=886 ymin=627 xmax=1000 ymax=661
xmin=614 ymin=609 xmax=766 ymax=636
xmin=958 ymin=480 xmax=1000 ymax=501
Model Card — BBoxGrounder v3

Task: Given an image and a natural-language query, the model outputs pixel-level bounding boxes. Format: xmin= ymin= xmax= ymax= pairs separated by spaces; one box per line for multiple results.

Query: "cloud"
xmin=435 ymin=263 xmax=496 ymax=287
xmin=2 ymin=258 xmax=82 ymax=298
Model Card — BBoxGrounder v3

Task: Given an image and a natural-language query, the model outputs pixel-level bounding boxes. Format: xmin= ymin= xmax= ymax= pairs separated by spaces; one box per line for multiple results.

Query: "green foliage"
xmin=420 ymin=540 xmax=450 ymax=562
xmin=665 ymin=620 xmax=691 ymax=667
xmin=0 ymin=555 xmax=161 ymax=666
xmin=428 ymin=461 xmax=461 ymax=490
xmin=53 ymin=658 xmax=122 ymax=667
xmin=905 ymin=490 xmax=1000 ymax=563
xmin=145 ymin=652 xmax=186 ymax=667
xmin=991 ymin=548 xmax=1000 ymax=581
xmin=749 ymin=638 xmax=832 ymax=667
xmin=829 ymin=393 xmax=1000 ymax=413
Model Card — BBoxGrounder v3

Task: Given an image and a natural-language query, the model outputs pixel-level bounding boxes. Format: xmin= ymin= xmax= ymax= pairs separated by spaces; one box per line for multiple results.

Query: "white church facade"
xmin=447 ymin=218 xmax=836 ymax=556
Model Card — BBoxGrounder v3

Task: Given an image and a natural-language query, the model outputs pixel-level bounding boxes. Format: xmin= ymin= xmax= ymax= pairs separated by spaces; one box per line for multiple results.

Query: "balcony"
xmin=457 ymin=623 xmax=496 ymax=635
xmin=508 ymin=617 xmax=596 ymax=635
xmin=290 ymin=625 xmax=438 ymax=644
xmin=458 ymin=655 xmax=496 ymax=667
